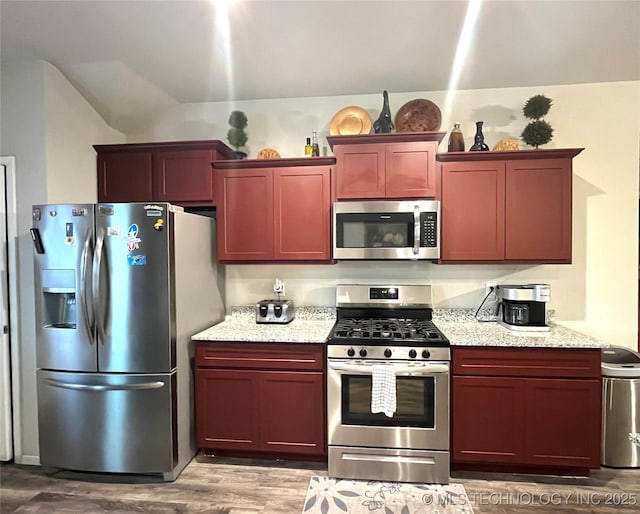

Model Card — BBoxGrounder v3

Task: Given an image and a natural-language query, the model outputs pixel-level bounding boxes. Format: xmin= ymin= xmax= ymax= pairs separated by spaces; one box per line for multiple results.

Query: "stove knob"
xmin=422 ymin=350 xmax=431 ymax=359
xmin=384 ymin=349 xmax=392 ymax=358
xmin=359 ymin=348 xmax=368 ymax=358
xmin=347 ymin=348 xmax=355 ymax=357
xmin=409 ymin=349 xmax=417 ymax=359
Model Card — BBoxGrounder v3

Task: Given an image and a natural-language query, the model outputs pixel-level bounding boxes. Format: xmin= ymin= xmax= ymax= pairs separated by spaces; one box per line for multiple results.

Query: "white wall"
xmin=44 ymin=64 xmax=123 ymax=202
xmin=132 ymin=81 xmax=640 ymax=349
xmin=0 ymin=60 xmax=48 ymax=465
xmin=0 ymin=60 xmax=124 ymax=464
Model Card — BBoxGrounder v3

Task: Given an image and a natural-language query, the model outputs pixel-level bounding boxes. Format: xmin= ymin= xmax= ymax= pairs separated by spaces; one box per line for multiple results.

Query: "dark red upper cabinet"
xmin=273 ymin=166 xmax=331 ymax=261
xmin=96 ymin=151 xmax=154 ymax=203
xmin=214 ymin=166 xmax=274 ymax=261
xmin=505 ymin=158 xmax=572 ymax=261
xmin=437 ymin=148 xmax=583 ymax=263
xmin=328 ymin=132 xmax=445 ymax=200
xmin=440 ymin=159 xmax=506 ymax=261
xmin=213 ymin=158 xmax=335 ymax=263
xmin=94 ymin=140 xmax=234 ymax=206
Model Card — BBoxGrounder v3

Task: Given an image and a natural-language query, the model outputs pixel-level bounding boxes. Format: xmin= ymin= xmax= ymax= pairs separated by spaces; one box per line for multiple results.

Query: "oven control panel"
xmin=327 ymin=345 xmax=450 ymax=361
xmin=369 ymin=287 xmax=399 ymax=300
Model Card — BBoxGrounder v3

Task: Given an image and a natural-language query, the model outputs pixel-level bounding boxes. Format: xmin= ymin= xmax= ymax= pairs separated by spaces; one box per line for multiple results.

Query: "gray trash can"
xmin=601 ymin=346 xmax=640 ymax=468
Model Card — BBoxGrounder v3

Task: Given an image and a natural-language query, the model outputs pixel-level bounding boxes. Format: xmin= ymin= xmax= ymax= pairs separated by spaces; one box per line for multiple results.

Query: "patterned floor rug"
xmin=302 ymin=476 xmax=474 ymax=513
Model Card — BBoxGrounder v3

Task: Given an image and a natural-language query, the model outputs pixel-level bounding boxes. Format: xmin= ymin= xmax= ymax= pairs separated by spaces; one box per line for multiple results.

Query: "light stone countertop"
xmin=433 ymin=308 xmax=606 ymax=348
xmin=191 ymin=306 xmax=335 ymax=343
xmin=191 ymin=306 xmax=607 ymax=349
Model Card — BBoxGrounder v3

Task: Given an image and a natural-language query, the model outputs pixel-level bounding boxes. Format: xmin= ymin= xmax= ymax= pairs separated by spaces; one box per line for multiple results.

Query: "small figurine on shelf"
xmin=447 ymin=123 xmax=465 ymax=152
xmin=311 ymin=130 xmax=320 ymax=157
xmin=373 ymin=90 xmax=394 ymax=133
xmin=227 ymin=110 xmax=248 ymax=159
xmin=521 ymin=94 xmax=554 ymax=148
xmin=469 ymin=121 xmax=489 ymax=151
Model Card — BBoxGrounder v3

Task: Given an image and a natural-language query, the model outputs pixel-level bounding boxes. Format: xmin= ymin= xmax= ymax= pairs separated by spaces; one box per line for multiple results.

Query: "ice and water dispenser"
xmin=41 ymin=269 xmax=77 ymax=329
xmin=31 ymin=223 xmax=78 ymax=331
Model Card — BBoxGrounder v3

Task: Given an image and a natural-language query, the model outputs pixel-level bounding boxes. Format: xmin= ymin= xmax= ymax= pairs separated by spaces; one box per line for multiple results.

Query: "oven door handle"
xmin=328 ymin=362 xmax=449 ymax=374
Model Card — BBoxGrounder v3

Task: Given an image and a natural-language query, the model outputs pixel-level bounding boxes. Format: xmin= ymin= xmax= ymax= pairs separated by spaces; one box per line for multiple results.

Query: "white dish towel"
xmin=371 ymin=364 xmax=397 ymax=417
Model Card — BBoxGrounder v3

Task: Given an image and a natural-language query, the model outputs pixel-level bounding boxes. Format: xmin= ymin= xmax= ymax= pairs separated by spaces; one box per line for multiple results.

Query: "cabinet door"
xmin=195 ymin=369 xmax=260 ymax=451
xmin=153 ymin=149 xmax=215 ymax=204
xmin=335 ymin=144 xmax=385 ymax=199
xmin=273 ymin=166 xmax=331 ymax=261
xmin=260 ymin=371 xmax=326 ymax=456
xmin=452 ymin=376 xmax=524 ymax=464
xmin=214 ymin=168 xmax=274 ymax=261
xmin=505 ymin=158 xmax=572 ymax=262
xmin=440 ymin=161 xmax=505 ymax=261
xmin=525 ymin=378 xmax=601 ymax=468
xmin=385 ymin=142 xmax=437 ymax=198
xmin=97 ymin=151 xmax=153 ymax=202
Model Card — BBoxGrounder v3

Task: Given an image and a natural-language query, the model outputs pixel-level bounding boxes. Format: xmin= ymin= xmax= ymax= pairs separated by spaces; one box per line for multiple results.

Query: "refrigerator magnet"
xmin=127 ymin=254 xmax=146 ymax=266
xmin=107 ymin=226 xmax=121 ymax=237
xmin=125 ymin=223 xmax=141 ymax=251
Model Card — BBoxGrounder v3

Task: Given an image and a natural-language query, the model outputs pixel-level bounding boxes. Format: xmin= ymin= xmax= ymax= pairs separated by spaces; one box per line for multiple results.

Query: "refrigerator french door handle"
xmin=80 ymin=229 xmax=95 ymax=345
xmin=44 ymin=378 xmax=166 ymax=391
xmin=92 ymin=227 xmax=108 ymax=345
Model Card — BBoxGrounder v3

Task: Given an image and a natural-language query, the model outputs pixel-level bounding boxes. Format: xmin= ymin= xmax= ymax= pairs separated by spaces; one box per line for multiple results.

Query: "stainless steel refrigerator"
xmin=30 ymin=202 xmax=225 ymax=481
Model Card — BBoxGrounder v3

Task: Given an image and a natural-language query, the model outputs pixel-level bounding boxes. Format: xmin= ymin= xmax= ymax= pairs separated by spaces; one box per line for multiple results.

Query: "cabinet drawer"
xmin=195 ymin=342 xmax=325 ymax=371
xmin=452 ymin=347 xmax=600 ymax=378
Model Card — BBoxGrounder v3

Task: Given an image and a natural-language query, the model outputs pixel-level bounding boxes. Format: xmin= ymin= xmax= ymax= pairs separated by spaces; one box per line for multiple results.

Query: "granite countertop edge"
xmin=191 ymin=306 xmax=607 ymax=349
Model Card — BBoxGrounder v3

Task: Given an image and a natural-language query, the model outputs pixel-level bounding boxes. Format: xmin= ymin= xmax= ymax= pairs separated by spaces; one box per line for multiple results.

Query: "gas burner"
xmin=328 ymin=284 xmax=451 ymax=352
xmin=328 ymin=317 xmax=449 ymax=346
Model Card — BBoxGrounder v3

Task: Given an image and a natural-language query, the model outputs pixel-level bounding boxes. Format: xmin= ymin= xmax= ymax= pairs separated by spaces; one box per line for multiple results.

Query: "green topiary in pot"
xmin=227 ymin=110 xmax=248 ymax=157
xmin=521 ymin=95 xmax=554 ymax=148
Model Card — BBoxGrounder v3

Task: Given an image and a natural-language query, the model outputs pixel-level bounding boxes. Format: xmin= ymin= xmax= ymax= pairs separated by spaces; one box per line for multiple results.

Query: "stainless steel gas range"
xmin=327 ymin=284 xmax=450 ymax=484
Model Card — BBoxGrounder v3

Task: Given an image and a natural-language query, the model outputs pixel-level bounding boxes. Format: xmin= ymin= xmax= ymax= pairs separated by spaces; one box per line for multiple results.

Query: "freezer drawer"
xmin=37 ymin=370 xmax=177 ymax=475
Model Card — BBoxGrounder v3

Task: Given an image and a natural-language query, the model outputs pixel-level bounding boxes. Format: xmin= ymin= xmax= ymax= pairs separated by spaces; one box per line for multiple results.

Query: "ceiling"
xmin=2 ymin=0 xmax=639 ymax=133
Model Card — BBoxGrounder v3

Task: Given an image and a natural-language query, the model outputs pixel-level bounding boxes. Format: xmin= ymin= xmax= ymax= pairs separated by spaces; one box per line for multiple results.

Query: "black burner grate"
xmin=328 ymin=317 xmax=449 ymax=346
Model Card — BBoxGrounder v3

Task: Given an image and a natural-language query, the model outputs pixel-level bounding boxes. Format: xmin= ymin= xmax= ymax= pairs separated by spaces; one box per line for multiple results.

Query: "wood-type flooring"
xmin=1 ymin=453 xmax=639 ymax=513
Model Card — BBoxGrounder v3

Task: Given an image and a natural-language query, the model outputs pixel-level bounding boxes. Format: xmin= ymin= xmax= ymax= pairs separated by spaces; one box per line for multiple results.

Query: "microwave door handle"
xmin=413 ymin=204 xmax=420 ymax=255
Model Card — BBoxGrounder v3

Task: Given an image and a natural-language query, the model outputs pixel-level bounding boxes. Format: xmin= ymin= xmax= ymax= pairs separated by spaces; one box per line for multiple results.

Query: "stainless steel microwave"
xmin=333 ymin=200 xmax=440 ymax=260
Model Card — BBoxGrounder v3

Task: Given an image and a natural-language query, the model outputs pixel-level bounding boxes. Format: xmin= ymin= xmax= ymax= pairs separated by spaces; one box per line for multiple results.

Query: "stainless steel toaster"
xmin=256 ymin=299 xmax=295 ymax=324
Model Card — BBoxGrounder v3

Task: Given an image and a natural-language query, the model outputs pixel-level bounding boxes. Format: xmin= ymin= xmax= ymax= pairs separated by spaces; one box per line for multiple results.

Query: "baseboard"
xmin=14 ymin=454 xmax=40 ymax=466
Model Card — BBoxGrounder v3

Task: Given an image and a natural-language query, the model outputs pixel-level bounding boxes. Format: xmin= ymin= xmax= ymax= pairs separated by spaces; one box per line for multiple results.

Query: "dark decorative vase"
xmin=447 ymin=123 xmax=465 ymax=152
xmin=231 ymin=150 xmax=247 ymax=160
xmin=469 ymin=121 xmax=489 ymax=151
xmin=373 ymin=90 xmax=394 ymax=133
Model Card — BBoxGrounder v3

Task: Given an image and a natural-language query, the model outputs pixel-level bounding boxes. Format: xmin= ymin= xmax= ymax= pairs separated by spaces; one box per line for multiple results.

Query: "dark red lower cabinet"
xmin=451 ymin=347 xmax=601 ymax=476
xmin=194 ymin=342 xmax=326 ymax=460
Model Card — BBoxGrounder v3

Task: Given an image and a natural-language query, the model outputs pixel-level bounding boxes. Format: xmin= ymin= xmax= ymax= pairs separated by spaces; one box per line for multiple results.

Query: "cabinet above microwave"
xmin=327 ymin=132 xmax=446 ymax=200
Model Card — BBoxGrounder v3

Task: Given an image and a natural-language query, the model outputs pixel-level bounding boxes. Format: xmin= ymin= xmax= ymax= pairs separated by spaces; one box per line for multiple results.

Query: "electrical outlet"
xmin=485 ymin=282 xmax=497 ymax=296
xmin=273 ymin=278 xmax=285 ymax=297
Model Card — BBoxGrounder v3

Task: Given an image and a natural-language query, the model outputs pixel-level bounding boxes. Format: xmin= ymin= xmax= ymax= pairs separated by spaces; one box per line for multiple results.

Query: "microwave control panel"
xmin=420 ymin=212 xmax=438 ymax=247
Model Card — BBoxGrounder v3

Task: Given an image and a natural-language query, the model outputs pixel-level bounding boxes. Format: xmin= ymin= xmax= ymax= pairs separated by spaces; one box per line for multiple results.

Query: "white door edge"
xmin=0 ymin=156 xmax=20 ymax=462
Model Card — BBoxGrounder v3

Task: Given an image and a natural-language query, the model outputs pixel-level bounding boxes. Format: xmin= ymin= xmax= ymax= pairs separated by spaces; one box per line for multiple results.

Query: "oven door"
xmin=327 ymin=359 xmax=449 ymax=451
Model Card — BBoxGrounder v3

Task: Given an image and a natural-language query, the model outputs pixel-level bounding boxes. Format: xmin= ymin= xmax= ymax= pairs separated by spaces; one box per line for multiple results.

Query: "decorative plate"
xmin=329 ymin=106 xmax=372 ymax=136
xmin=394 ymin=99 xmax=442 ymax=132
xmin=257 ymin=147 xmax=281 ymax=159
